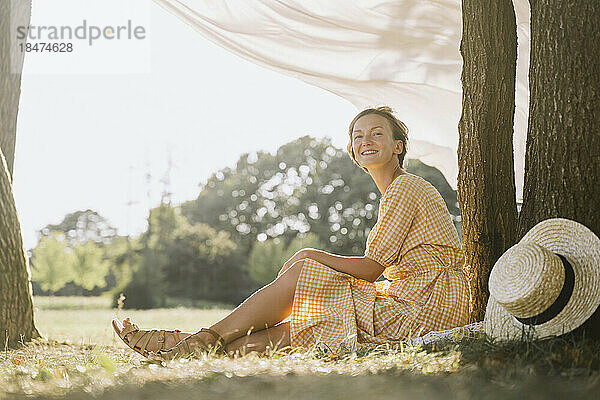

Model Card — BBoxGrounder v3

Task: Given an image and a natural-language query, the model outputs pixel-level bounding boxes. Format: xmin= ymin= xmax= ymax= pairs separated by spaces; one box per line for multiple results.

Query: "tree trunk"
xmin=457 ymin=0 xmax=519 ymax=322
xmin=0 ymin=148 xmax=39 ymax=348
xmin=1 ymin=0 xmax=30 ymax=178
xmin=0 ymin=0 xmax=39 ymax=348
xmin=519 ymin=1 xmax=600 ymax=239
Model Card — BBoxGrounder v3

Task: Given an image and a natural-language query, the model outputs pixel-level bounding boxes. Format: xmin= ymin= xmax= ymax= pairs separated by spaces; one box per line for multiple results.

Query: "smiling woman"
xmin=287 ymin=107 xmax=470 ymax=351
xmin=347 ymin=106 xmax=409 ymax=176
xmin=112 ymin=107 xmax=471 ymax=359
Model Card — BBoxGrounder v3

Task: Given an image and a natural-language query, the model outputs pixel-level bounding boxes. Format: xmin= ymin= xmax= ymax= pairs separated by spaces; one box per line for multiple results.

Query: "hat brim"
xmin=485 ymin=218 xmax=600 ymax=340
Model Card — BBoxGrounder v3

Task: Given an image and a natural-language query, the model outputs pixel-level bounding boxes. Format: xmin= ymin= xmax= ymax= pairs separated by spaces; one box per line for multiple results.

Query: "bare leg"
xmin=211 ymin=260 xmax=302 ymax=341
xmin=161 ymin=259 xmax=305 ymax=356
xmin=225 ymin=322 xmax=290 ymax=356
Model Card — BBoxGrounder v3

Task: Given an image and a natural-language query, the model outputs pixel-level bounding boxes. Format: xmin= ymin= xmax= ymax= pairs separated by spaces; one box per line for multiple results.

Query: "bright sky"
xmin=13 ymin=0 xmax=357 ymax=251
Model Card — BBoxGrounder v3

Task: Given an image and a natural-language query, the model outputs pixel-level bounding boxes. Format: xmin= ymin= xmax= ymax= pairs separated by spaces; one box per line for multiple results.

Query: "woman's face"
xmin=351 ymin=114 xmax=403 ymax=171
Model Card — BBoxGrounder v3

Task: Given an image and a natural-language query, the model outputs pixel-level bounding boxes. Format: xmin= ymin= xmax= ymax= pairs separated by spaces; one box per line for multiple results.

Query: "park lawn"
xmin=1 ymin=297 xmax=600 ymax=399
xmin=32 ymin=296 xmax=231 ymax=346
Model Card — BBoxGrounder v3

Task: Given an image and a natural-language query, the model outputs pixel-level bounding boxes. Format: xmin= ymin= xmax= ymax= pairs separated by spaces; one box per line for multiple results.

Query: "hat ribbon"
xmin=515 ymin=254 xmax=575 ymax=326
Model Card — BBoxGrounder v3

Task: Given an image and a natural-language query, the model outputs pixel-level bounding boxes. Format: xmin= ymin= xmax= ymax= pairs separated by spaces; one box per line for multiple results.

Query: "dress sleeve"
xmin=364 ymin=179 xmax=418 ymax=268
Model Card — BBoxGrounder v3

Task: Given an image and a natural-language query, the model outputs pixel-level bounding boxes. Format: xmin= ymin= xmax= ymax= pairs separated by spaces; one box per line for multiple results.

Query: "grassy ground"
xmin=1 ymin=297 xmax=599 ymax=399
xmin=32 ymin=296 xmax=231 ymax=346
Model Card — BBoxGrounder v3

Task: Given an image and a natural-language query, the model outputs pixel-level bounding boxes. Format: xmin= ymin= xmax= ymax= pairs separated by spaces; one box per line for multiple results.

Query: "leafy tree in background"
xmin=285 ymin=233 xmax=325 ymax=260
xmin=181 ymin=136 xmax=459 ymax=260
xmin=26 ymin=137 xmax=458 ymax=308
xmin=39 ymin=209 xmax=117 ymax=247
xmin=30 ymin=231 xmax=112 ymax=294
xmin=180 ymin=136 xmax=375 ymax=256
xmin=25 ymin=136 xmax=459 ymax=308
xmin=29 ymin=232 xmax=74 ymax=293
xmin=405 ymin=159 xmax=459 ymax=216
xmin=29 ymin=210 xmax=119 ymax=295
xmin=246 ymin=238 xmax=287 ymax=285
xmin=246 ymin=232 xmax=323 ymax=286
xmin=117 ymin=204 xmax=175 ymax=309
xmin=280 ymin=137 xmax=379 ymax=256
xmin=162 ymin=217 xmax=244 ymax=302
xmin=115 ymin=203 xmax=249 ymax=308
xmin=103 ymin=235 xmax=138 ymax=289
xmin=70 ymin=241 xmax=110 ymax=291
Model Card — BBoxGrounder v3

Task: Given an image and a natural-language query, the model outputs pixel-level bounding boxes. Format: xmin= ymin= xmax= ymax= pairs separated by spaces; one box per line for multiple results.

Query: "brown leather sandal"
xmin=149 ymin=327 xmax=226 ymax=361
xmin=112 ymin=318 xmax=189 ymax=357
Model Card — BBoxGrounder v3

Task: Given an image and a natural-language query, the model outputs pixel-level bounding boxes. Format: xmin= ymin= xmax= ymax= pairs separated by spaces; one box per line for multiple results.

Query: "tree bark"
xmin=1 ymin=0 xmax=30 ymax=178
xmin=0 ymin=148 xmax=39 ymax=348
xmin=519 ymin=1 xmax=600 ymax=239
xmin=458 ymin=0 xmax=519 ymax=322
xmin=0 ymin=0 xmax=39 ymax=348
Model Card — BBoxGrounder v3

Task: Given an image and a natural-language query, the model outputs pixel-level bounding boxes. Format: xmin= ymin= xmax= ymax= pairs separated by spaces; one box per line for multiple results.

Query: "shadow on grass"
xmin=3 ymin=333 xmax=600 ymax=400
xmin=426 ymin=332 xmax=600 ymax=380
xmin=20 ymin=370 xmax=600 ymax=400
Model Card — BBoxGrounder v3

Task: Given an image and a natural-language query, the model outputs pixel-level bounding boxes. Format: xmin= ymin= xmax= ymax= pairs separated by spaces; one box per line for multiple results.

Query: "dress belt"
xmin=386 ymin=264 xmax=467 ymax=280
xmin=441 ymin=264 xmax=463 ymax=272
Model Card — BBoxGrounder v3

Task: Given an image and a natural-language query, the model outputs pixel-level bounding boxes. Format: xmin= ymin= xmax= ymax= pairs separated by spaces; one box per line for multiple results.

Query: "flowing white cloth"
xmin=151 ymin=0 xmax=530 ymax=197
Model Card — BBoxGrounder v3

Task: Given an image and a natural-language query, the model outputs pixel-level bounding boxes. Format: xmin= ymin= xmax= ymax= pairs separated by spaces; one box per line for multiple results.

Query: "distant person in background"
xmin=112 ymin=106 xmax=471 ymax=359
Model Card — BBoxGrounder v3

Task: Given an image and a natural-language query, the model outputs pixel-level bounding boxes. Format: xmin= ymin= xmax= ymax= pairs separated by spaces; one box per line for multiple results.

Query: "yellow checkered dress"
xmin=289 ymin=173 xmax=471 ymax=352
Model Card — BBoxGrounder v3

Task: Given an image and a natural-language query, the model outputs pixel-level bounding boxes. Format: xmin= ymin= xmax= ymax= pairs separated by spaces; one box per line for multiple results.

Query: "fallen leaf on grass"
xmin=95 ymin=352 xmax=116 ymax=373
xmin=11 ymin=355 xmax=25 ymax=365
xmin=35 ymin=367 xmax=54 ymax=382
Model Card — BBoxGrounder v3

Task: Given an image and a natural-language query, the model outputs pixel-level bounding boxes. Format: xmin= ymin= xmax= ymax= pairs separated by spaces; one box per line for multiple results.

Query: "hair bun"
xmin=375 ymin=106 xmax=395 ymax=114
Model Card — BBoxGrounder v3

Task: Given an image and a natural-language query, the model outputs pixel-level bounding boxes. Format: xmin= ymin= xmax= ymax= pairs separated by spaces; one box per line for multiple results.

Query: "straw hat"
xmin=484 ymin=218 xmax=600 ymax=340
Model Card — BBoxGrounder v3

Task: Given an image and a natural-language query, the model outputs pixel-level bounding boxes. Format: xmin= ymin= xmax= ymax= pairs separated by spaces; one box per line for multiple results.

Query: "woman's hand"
xmin=278 ymin=248 xmax=314 ymax=277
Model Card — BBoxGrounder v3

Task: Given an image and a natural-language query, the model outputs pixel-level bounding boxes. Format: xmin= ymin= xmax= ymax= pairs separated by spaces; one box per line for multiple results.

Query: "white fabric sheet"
xmin=151 ymin=0 xmax=530 ymax=197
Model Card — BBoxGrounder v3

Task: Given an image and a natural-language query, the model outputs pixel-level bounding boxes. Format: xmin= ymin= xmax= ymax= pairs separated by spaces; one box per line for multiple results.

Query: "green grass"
xmin=2 ymin=296 xmax=600 ymax=399
xmin=30 ymin=296 xmax=231 ymax=346
xmin=33 ymin=296 xmax=113 ymax=311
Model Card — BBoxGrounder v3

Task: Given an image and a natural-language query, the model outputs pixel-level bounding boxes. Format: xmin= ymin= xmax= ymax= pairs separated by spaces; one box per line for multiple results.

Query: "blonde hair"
xmin=346 ymin=106 xmax=409 ymax=172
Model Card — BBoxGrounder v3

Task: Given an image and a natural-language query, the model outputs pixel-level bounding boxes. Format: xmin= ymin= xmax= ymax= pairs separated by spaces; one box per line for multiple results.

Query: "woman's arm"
xmin=279 ymin=248 xmax=385 ymax=283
